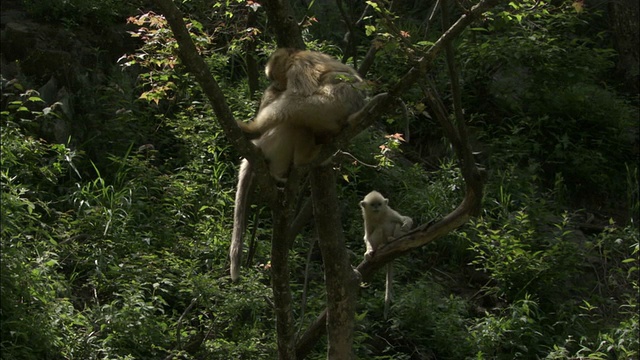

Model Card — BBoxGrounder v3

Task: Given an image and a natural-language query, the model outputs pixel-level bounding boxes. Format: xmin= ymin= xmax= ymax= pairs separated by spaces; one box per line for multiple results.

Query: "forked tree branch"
xmin=294 ymin=1 xmax=496 ymax=357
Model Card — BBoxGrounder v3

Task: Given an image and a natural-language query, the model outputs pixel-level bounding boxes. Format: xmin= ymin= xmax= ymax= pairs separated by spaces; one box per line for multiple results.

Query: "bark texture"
xmin=310 ymin=165 xmax=360 ymax=359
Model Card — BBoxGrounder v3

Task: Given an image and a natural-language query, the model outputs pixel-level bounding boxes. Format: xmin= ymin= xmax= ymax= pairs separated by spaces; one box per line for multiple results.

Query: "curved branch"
xmin=336 ymin=0 xmax=358 ymax=64
xmin=296 ymin=178 xmax=483 ymax=358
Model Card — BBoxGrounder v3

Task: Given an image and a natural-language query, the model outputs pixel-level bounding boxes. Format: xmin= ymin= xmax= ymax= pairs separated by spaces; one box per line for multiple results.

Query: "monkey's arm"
xmin=388 ymin=209 xmax=413 ymax=237
xmin=388 ymin=209 xmax=412 ymax=226
xmin=364 ymin=226 xmax=386 ymax=261
xmin=346 ymin=92 xmax=390 ymax=128
xmin=400 ymin=216 xmax=413 ymax=231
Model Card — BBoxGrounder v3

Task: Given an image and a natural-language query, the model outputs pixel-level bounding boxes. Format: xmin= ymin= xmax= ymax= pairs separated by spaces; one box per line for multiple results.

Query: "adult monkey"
xmin=237 ymin=48 xmax=367 ymax=137
xmin=359 ymin=191 xmax=413 ymax=318
xmin=230 ymin=48 xmax=367 ymax=281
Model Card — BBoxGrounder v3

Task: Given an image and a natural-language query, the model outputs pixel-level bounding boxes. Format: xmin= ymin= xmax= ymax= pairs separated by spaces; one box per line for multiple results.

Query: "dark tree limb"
xmin=289 ymin=198 xmax=314 ymax=245
xmin=246 ymin=208 xmax=261 ymax=268
xmin=389 ymin=0 xmax=500 ymax=98
xmin=262 ymin=0 xmax=306 ymax=49
xmin=608 ymin=0 xmax=640 ymax=93
xmin=269 ymin=164 xmax=309 ymax=359
xmin=441 ymin=0 xmax=479 ymax=189
xmin=154 ymin=0 xmax=243 ymax=153
xmin=357 ymin=44 xmax=379 ymax=76
xmin=310 ymin=0 xmax=501 ymax=165
xmin=297 ymin=236 xmax=317 ymax=336
xmin=163 ymin=296 xmax=200 ymax=360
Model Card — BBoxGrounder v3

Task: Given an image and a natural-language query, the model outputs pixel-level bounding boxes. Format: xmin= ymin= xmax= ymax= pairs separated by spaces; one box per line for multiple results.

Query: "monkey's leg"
xmin=255 ymin=126 xmax=294 ymax=181
xmin=236 ymin=97 xmax=287 ymax=135
xmin=292 ymin=129 xmax=321 ymax=166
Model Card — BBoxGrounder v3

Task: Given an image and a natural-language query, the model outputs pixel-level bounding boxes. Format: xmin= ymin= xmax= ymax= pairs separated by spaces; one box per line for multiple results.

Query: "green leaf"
xmin=45 ymin=259 xmax=59 ymax=267
xmin=27 ymin=96 xmax=44 ymax=103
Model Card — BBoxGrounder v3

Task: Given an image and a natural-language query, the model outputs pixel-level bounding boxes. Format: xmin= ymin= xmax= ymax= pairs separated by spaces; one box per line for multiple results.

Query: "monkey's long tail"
xmin=384 ymin=262 xmax=394 ymax=319
xmin=230 ymin=159 xmax=254 ymax=282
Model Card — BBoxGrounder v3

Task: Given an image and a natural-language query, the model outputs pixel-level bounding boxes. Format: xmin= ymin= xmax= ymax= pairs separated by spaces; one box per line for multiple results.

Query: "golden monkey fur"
xmin=230 ymin=49 xmax=366 ymax=281
xmin=237 ymin=48 xmax=366 ymax=138
xmin=360 ymin=191 xmax=413 ymax=260
xmin=360 ymin=191 xmax=413 ymax=318
xmin=249 ymin=86 xmax=322 ymax=180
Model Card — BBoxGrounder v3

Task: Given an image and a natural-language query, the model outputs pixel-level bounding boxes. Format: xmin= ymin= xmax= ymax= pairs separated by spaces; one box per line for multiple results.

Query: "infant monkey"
xmin=360 ymin=191 xmax=413 ymax=260
xmin=360 ymin=190 xmax=413 ymax=318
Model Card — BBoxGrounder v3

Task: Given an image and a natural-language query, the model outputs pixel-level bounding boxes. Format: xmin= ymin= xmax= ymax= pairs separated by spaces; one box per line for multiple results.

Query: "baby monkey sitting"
xmin=360 ymin=190 xmax=413 ymax=260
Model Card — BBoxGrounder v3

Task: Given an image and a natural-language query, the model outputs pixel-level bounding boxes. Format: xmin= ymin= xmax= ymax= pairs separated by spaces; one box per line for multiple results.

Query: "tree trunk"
xmin=271 ymin=194 xmax=297 ymax=360
xmin=310 ymin=164 xmax=360 ymax=359
xmin=263 ymin=0 xmax=306 ymax=49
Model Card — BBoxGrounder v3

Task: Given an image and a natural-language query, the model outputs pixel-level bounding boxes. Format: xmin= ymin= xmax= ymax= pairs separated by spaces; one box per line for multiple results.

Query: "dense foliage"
xmin=1 ymin=0 xmax=637 ymax=359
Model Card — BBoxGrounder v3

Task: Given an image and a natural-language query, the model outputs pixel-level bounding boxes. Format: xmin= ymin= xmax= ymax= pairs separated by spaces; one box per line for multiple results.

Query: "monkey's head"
xmin=265 ymin=48 xmax=300 ymax=91
xmin=360 ymin=191 xmax=389 ymax=214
